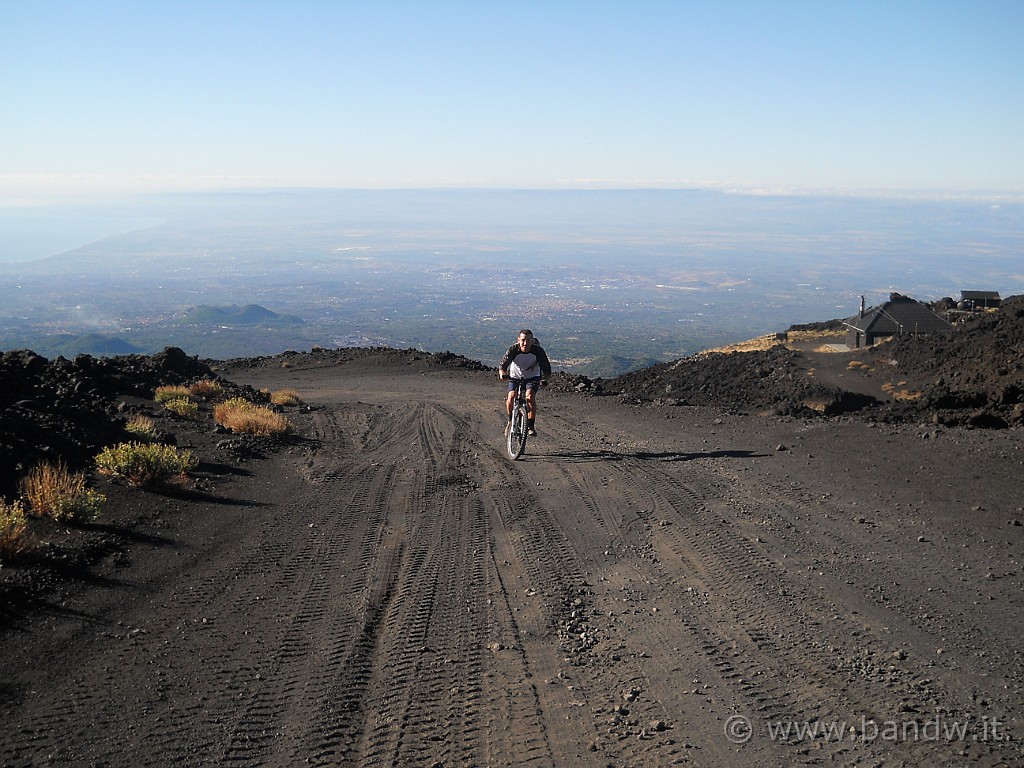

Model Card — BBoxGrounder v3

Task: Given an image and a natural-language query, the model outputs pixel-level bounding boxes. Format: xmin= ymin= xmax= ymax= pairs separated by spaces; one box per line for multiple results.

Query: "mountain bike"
xmin=505 ymin=378 xmax=532 ymax=460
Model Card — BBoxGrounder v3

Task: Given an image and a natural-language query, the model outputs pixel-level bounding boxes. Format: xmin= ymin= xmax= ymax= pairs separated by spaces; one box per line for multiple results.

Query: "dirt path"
xmin=1 ymin=359 xmax=1021 ymax=767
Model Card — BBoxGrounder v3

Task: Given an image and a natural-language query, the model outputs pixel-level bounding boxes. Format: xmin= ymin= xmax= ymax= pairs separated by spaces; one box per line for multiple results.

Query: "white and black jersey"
xmin=499 ymin=341 xmax=552 ymax=381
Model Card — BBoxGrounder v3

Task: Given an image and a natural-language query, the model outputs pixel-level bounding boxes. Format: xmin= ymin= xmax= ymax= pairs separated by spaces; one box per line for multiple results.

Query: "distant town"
xmin=1 ymin=189 xmax=1021 ymax=376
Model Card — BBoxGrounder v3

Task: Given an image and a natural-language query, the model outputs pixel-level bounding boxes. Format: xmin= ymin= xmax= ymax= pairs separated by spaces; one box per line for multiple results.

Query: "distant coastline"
xmin=0 ymin=208 xmax=163 ymax=264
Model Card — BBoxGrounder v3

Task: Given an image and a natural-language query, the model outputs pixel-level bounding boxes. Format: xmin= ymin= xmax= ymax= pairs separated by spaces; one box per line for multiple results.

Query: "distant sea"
xmin=0 ymin=208 xmax=163 ymax=264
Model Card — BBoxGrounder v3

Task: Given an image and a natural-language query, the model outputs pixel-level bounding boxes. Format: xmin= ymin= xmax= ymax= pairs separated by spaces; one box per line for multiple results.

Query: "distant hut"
xmin=844 ymin=293 xmax=953 ymax=348
xmin=959 ymin=290 xmax=1001 ymax=310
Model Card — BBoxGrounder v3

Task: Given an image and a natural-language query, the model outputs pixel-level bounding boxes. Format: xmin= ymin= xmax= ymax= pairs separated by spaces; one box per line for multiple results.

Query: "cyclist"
xmin=498 ymin=329 xmax=552 ymax=436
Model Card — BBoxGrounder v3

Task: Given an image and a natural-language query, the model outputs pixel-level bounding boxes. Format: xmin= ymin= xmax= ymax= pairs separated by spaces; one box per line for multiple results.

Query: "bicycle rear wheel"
xmin=506 ymin=405 xmax=529 ymax=460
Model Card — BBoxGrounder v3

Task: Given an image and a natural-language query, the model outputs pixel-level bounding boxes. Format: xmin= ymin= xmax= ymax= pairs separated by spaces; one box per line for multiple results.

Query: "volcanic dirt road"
xmin=1 ymin=355 xmax=1022 ymax=767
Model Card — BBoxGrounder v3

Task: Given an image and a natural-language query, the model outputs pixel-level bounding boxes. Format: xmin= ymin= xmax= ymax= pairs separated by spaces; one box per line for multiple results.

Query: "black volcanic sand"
xmin=0 ymin=309 xmax=1022 ymax=766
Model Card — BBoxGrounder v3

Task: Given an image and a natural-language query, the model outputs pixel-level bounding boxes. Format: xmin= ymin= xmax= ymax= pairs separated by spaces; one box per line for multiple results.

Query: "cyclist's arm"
xmin=536 ymin=346 xmax=553 ymax=379
xmin=498 ymin=344 xmax=517 ymax=379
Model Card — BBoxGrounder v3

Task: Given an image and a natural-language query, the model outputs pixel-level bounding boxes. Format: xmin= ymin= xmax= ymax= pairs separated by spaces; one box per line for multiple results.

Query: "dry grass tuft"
xmin=188 ymin=379 xmax=224 ymax=400
xmin=696 ymin=327 xmax=847 ymax=358
xmin=788 ymin=329 xmax=845 ymax=343
xmin=270 ymin=388 xmax=303 ymax=407
xmin=125 ymin=414 xmax=159 ymax=441
xmin=698 ymin=335 xmax=781 ymax=356
xmin=882 ymin=382 xmax=923 ymax=402
xmin=154 ymin=385 xmax=192 ymax=403
xmin=19 ymin=460 xmax=106 ymax=522
xmin=214 ymin=398 xmax=291 ymax=436
xmin=699 ymin=329 xmax=846 ymax=356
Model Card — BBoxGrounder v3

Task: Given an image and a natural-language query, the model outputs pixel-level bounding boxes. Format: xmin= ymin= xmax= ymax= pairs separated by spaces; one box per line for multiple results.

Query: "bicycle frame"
xmin=506 ymin=378 xmax=531 ymax=460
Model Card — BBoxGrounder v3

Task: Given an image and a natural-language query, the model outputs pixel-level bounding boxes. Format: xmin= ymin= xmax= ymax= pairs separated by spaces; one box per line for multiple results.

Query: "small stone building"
xmin=844 ymin=293 xmax=953 ymax=348
xmin=960 ymin=290 xmax=1001 ymax=310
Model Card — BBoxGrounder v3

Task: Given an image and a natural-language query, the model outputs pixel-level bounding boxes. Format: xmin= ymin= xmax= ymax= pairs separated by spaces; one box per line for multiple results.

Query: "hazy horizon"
xmin=4 ymin=184 xmax=1023 ymax=256
xmin=1 ymin=188 xmax=1020 ymax=374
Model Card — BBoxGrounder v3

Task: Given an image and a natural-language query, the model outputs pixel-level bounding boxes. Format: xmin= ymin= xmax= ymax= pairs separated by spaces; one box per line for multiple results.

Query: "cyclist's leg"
xmin=525 ymin=386 xmax=536 ymax=421
xmin=505 ymin=387 xmax=515 ymax=420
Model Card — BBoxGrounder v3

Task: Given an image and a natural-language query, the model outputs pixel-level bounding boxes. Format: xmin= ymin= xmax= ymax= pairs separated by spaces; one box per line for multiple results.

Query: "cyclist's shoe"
xmin=528 ymin=427 xmax=537 ymax=437
xmin=504 ymin=418 xmax=513 ymax=434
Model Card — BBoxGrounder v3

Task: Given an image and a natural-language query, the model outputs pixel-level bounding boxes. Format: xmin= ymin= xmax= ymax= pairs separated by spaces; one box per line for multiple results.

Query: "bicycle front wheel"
xmin=506 ymin=405 xmax=529 ymax=460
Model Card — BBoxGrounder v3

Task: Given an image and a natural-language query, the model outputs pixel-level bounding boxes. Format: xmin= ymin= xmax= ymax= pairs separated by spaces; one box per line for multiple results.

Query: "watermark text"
xmin=724 ymin=713 xmax=1005 ymax=746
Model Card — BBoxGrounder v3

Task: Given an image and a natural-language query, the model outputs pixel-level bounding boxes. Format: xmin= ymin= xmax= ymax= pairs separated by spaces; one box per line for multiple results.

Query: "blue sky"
xmin=2 ymin=0 xmax=1022 ymax=199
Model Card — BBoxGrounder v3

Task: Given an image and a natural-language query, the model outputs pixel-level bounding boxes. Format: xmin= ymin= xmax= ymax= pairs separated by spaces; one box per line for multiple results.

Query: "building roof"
xmin=961 ymin=290 xmax=1001 ymax=301
xmin=845 ymin=294 xmax=952 ymax=335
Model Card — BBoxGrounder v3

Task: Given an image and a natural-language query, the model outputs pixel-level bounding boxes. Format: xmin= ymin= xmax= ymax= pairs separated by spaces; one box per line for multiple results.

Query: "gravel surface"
xmin=1 ymin=314 xmax=1022 ymax=766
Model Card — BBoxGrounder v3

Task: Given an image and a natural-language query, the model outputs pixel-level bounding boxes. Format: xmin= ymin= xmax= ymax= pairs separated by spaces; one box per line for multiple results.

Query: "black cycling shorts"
xmin=507 ymin=377 xmax=542 ymax=393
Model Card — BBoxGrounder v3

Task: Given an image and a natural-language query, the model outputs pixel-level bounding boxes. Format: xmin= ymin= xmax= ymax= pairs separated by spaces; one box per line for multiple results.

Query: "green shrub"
xmin=19 ymin=460 xmax=106 ymax=522
xmin=55 ymin=488 xmax=106 ymax=521
xmin=96 ymin=442 xmax=199 ymax=488
xmin=163 ymin=396 xmax=200 ymax=420
xmin=0 ymin=499 xmax=28 ymax=557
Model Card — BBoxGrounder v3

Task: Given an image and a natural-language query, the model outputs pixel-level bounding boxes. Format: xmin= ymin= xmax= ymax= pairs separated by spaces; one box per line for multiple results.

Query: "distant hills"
xmin=29 ymin=333 xmax=145 ymax=358
xmin=0 ymin=305 xmax=306 ymax=360
xmin=181 ymin=304 xmax=305 ymax=326
xmin=577 ymin=354 xmax=664 ymax=379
